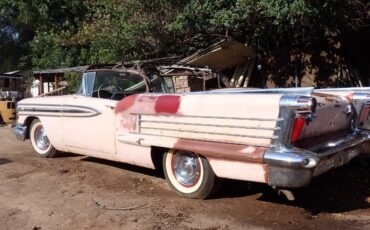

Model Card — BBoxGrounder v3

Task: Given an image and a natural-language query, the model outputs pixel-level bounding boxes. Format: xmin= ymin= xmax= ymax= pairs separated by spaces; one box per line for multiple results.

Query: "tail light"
xmin=359 ymin=106 xmax=370 ymax=125
xmin=291 ymin=117 xmax=306 ymax=143
xmin=352 ymin=93 xmax=370 ymax=126
xmin=280 ymin=95 xmax=317 ymax=144
xmin=294 ymin=96 xmax=317 ymax=114
xmin=290 ymin=96 xmax=317 ymax=143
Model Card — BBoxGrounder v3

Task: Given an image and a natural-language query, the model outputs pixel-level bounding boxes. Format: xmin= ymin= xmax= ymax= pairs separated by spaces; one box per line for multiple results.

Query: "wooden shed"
xmin=32 ymin=66 xmax=89 ymax=96
xmin=0 ymin=72 xmax=24 ymax=99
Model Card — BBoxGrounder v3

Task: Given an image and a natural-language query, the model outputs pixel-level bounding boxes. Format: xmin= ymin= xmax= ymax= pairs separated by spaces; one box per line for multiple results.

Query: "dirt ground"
xmin=0 ymin=126 xmax=369 ymax=230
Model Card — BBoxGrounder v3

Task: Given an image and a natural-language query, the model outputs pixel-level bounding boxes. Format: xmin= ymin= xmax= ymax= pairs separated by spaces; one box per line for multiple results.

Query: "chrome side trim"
xmin=140 ymin=119 xmax=279 ymax=131
xmin=143 ymin=87 xmax=314 ymax=96
xmin=17 ymin=113 xmax=101 ymax=118
xmin=126 ymin=132 xmax=275 ymax=148
xmin=131 ymin=112 xmax=279 ymax=122
xmin=17 ymin=104 xmax=101 ymax=118
xmin=15 ymin=124 xmax=27 ymax=141
xmin=140 ymin=126 xmax=277 ymax=140
xmin=17 ymin=103 xmax=100 ymax=109
xmin=19 ymin=108 xmax=89 ymax=113
xmin=315 ymin=87 xmax=370 ymax=92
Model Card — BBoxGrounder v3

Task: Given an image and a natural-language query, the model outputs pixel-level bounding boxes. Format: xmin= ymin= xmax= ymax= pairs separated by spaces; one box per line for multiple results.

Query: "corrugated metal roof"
xmin=0 ymin=73 xmax=23 ymax=80
xmin=3 ymin=70 xmax=22 ymax=75
xmin=179 ymin=40 xmax=255 ymax=71
xmin=33 ymin=65 xmax=90 ymax=74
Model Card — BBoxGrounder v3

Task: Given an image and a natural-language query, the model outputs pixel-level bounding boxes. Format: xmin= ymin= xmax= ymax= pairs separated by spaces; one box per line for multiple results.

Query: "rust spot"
xmin=120 ymin=115 xmax=136 ymax=130
xmin=345 ymin=93 xmax=354 ymax=101
xmin=263 ymin=164 xmax=269 ymax=183
xmin=115 ymin=95 xmax=137 ymax=114
xmin=154 ymin=95 xmax=181 ymax=114
xmin=318 ymin=103 xmax=324 ymax=107
xmin=313 ymin=92 xmax=342 ymax=103
xmin=313 ymin=92 xmax=340 ymax=99
xmin=173 ymin=139 xmax=266 ymax=163
xmin=138 ymin=95 xmax=156 ymax=102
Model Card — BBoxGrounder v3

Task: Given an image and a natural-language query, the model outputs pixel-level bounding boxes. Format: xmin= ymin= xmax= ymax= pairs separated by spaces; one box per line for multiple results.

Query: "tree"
xmin=0 ymin=0 xmax=88 ymax=70
xmin=0 ymin=0 xmax=368 ymax=87
xmin=167 ymin=0 xmax=369 ymax=87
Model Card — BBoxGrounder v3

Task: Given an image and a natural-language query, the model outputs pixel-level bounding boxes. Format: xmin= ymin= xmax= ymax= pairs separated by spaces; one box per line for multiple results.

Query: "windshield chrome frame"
xmin=77 ymin=69 xmax=153 ymax=98
xmin=77 ymin=72 xmax=96 ymax=97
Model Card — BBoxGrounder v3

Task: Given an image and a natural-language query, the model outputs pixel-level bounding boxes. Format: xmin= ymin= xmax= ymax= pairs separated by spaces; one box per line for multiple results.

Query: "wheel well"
xmin=151 ymin=146 xmax=169 ymax=176
xmin=23 ymin=116 xmax=38 ymax=139
xmin=150 ymin=147 xmax=211 ymax=176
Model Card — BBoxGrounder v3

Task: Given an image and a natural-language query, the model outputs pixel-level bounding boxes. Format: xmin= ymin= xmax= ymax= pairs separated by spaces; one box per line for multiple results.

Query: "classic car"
xmin=15 ymin=64 xmax=370 ymax=199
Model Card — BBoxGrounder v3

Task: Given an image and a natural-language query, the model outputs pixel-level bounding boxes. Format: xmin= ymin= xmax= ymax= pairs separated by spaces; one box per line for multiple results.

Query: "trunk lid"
xmin=296 ymin=92 xmax=353 ymax=141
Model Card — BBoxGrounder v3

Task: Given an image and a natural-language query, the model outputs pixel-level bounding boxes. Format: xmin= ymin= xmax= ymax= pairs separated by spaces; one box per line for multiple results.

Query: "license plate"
xmin=313 ymin=148 xmax=359 ymax=176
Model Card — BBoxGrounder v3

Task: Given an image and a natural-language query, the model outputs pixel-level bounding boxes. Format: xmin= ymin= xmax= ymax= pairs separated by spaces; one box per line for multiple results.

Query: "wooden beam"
xmin=55 ymin=74 xmax=58 ymax=89
xmin=242 ymin=57 xmax=256 ymax=88
xmin=39 ymin=75 xmax=43 ymax=94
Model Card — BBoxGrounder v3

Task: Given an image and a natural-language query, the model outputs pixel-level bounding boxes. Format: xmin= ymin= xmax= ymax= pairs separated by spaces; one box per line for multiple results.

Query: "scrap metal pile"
xmin=158 ymin=40 xmax=256 ymax=92
xmin=113 ymin=39 xmax=257 ymax=92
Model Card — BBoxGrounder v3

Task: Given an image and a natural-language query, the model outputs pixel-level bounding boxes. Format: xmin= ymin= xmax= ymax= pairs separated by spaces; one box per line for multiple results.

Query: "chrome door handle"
xmin=105 ymin=105 xmax=116 ymax=109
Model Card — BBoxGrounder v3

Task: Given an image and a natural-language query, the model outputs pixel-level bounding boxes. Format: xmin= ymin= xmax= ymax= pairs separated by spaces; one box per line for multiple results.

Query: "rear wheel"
xmin=163 ymin=149 xmax=217 ymax=199
xmin=30 ymin=119 xmax=57 ymax=158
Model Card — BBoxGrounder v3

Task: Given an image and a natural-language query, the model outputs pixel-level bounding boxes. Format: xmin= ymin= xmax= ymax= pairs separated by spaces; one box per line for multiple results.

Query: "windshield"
xmin=77 ymin=71 xmax=147 ymax=100
xmin=94 ymin=71 xmax=145 ymax=92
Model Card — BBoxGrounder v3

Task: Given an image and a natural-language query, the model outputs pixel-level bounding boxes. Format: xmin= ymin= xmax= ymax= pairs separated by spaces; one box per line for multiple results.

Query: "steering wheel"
xmin=92 ymin=89 xmax=113 ymax=99
xmin=93 ymin=83 xmax=120 ymax=99
xmin=110 ymin=85 xmax=126 ymax=100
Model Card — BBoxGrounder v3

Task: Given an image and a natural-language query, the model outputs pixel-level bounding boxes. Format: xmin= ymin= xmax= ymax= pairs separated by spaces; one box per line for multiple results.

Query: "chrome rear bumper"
xmin=15 ymin=124 xmax=27 ymax=141
xmin=264 ymin=131 xmax=370 ymax=188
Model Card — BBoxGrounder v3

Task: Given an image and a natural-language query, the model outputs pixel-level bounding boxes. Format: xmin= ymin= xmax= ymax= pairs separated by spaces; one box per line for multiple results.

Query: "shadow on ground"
xmin=81 ymin=156 xmax=162 ymax=178
xmin=0 ymin=158 xmax=12 ymax=165
xmin=215 ymin=156 xmax=370 ymax=215
xmin=61 ymin=153 xmax=370 ymax=215
xmin=55 ymin=152 xmax=82 ymax=158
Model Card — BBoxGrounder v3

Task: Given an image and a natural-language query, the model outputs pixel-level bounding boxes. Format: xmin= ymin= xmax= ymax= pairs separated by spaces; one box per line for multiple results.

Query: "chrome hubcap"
xmin=35 ymin=126 xmax=50 ymax=150
xmin=172 ymin=151 xmax=200 ymax=186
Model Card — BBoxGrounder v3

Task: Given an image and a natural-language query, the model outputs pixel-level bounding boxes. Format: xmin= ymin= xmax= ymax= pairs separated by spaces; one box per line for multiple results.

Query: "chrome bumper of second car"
xmin=15 ymin=124 xmax=27 ymax=141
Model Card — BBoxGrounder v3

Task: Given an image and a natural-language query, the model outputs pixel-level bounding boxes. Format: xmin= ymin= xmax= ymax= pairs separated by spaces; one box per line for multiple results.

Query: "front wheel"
xmin=163 ymin=149 xmax=217 ymax=199
xmin=29 ymin=119 xmax=57 ymax=158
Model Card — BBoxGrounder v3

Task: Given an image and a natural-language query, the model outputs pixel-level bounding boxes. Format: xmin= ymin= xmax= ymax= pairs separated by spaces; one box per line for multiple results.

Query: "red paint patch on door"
xmin=115 ymin=95 xmax=137 ymax=114
xmin=154 ymin=95 xmax=181 ymax=114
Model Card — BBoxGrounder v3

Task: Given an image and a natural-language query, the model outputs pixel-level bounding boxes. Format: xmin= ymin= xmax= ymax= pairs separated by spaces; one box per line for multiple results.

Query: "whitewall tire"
xmin=163 ymin=149 xmax=217 ymax=199
xmin=30 ymin=119 xmax=57 ymax=158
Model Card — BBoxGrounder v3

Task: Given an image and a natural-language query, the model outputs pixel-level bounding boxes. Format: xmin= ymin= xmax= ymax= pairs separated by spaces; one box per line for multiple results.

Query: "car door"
xmin=62 ymin=69 xmax=150 ymax=156
xmin=62 ymin=71 xmax=118 ymax=156
xmin=62 ymin=95 xmax=117 ymax=155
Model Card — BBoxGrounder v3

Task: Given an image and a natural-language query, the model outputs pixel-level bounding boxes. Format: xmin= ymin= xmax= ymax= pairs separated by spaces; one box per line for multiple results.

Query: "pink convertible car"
xmin=15 ymin=65 xmax=370 ymax=199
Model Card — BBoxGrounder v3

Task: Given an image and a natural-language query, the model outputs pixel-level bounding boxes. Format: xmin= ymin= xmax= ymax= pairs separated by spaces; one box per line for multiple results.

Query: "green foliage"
xmin=64 ymin=72 xmax=81 ymax=94
xmin=0 ymin=0 xmax=88 ymax=71
xmin=0 ymin=0 xmax=368 ymax=86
